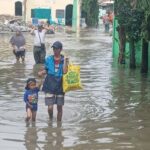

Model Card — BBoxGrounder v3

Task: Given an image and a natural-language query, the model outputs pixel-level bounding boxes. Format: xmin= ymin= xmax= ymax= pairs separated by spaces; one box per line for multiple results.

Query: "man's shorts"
xmin=45 ymin=93 xmax=64 ymax=106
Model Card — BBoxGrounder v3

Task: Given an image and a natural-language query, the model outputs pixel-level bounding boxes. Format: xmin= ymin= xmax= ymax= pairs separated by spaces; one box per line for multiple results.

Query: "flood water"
xmin=0 ymin=28 xmax=150 ymax=150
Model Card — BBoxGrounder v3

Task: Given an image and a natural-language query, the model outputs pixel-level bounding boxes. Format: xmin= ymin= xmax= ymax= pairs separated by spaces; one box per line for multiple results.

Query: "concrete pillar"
xmin=23 ymin=0 xmax=27 ymax=22
xmin=72 ymin=0 xmax=81 ymax=31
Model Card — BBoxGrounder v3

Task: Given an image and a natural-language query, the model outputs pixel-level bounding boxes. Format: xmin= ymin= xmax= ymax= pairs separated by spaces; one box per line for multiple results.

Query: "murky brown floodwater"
xmin=0 ymin=28 xmax=150 ymax=150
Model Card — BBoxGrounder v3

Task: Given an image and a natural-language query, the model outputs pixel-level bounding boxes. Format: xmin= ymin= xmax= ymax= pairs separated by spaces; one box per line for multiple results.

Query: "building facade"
xmin=0 ymin=0 xmax=23 ymax=17
xmin=0 ymin=0 xmax=74 ymax=25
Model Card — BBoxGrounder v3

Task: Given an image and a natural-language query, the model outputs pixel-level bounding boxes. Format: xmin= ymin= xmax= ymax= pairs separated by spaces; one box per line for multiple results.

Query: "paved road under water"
xmin=0 ymin=28 xmax=150 ymax=150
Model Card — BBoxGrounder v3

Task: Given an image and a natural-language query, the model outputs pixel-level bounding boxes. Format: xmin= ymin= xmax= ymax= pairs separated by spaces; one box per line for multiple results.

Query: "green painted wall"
xmin=112 ymin=18 xmax=119 ymax=58
xmin=135 ymin=41 xmax=142 ymax=66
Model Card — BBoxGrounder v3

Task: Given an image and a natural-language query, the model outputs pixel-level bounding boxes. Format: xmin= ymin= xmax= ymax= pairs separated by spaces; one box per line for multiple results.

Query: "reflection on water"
xmin=24 ymin=123 xmax=38 ymax=150
xmin=0 ymin=29 xmax=150 ymax=149
xmin=42 ymin=122 xmax=64 ymax=150
xmin=24 ymin=122 xmax=64 ymax=150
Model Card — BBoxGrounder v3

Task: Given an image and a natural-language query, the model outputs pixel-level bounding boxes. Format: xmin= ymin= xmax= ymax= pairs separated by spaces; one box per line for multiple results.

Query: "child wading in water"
xmin=38 ymin=41 xmax=69 ymax=122
xmin=24 ymin=78 xmax=42 ymax=122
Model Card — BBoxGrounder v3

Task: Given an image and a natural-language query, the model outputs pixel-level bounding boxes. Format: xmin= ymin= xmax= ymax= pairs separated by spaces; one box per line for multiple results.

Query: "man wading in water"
xmin=30 ymin=25 xmax=49 ymax=64
xmin=38 ymin=41 xmax=69 ymax=122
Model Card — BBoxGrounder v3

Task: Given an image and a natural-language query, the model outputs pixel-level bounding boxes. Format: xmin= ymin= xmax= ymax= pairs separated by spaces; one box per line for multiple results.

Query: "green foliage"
xmin=136 ymin=0 xmax=150 ymax=41
xmin=81 ymin=0 xmax=99 ymax=27
xmin=137 ymin=0 xmax=150 ymax=9
xmin=115 ymin=1 xmax=131 ymax=27
xmin=115 ymin=0 xmax=144 ymax=41
xmin=115 ymin=0 xmax=150 ymax=41
xmin=126 ymin=9 xmax=144 ymax=41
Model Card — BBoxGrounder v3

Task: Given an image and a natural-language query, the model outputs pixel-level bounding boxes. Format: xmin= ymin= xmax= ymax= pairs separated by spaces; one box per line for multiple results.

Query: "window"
xmin=56 ymin=9 xmax=64 ymax=18
xmin=15 ymin=1 xmax=22 ymax=16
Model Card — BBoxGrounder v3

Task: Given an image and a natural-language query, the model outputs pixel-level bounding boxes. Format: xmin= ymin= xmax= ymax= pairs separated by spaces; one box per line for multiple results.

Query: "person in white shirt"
xmin=31 ymin=25 xmax=48 ymax=64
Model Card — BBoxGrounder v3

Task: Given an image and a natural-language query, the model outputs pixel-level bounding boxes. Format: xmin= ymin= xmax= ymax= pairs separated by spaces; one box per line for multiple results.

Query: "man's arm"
xmin=63 ymin=57 xmax=69 ymax=74
xmin=30 ymin=26 xmax=36 ymax=35
xmin=37 ymin=78 xmax=43 ymax=89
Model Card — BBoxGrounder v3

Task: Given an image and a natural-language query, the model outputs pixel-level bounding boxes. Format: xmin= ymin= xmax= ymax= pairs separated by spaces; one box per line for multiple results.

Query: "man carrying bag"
xmin=31 ymin=25 xmax=47 ymax=64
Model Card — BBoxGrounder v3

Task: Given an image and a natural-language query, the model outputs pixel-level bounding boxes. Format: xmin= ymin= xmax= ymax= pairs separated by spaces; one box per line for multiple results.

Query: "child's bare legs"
xmin=57 ymin=105 xmax=63 ymax=122
xmin=31 ymin=111 xmax=37 ymax=122
xmin=26 ymin=108 xmax=32 ymax=122
xmin=48 ymin=105 xmax=53 ymax=120
xmin=26 ymin=108 xmax=37 ymax=122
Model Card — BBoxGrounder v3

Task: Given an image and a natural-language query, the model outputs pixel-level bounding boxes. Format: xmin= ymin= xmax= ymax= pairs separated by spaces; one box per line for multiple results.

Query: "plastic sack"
xmin=63 ymin=64 xmax=82 ymax=92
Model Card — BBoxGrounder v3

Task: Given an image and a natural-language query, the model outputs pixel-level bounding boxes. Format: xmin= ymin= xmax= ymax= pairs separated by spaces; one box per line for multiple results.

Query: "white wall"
xmin=26 ymin=0 xmax=73 ymax=22
xmin=0 ymin=0 xmax=74 ymax=23
xmin=0 ymin=0 xmax=15 ymax=16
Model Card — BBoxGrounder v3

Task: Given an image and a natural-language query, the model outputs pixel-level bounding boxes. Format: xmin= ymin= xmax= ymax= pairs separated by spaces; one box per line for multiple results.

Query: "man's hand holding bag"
xmin=63 ymin=63 xmax=83 ymax=93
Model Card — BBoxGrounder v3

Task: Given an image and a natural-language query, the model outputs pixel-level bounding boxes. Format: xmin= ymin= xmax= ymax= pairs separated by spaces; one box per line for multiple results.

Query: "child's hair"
xmin=25 ymin=78 xmax=36 ymax=90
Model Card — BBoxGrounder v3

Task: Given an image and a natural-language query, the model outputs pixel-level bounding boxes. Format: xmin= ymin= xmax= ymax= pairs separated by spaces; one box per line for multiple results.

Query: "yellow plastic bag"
xmin=63 ymin=64 xmax=82 ymax=92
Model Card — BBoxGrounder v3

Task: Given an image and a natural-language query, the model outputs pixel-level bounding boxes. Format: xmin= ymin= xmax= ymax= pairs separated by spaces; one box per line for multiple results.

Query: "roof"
xmin=98 ymin=0 xmax=114 ymax=6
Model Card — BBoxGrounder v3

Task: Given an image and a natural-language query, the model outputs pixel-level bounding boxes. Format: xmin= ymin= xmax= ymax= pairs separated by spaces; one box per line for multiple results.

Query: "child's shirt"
xmin=24 ymin=87 xmax=40 ymax=105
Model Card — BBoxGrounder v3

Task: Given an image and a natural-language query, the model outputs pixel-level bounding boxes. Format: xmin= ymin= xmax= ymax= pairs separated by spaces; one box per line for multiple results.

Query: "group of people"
xmin=10 ymin=25 xmax=69 ymax=123
xmin=10 ymin=24 xmax=48 ymax=63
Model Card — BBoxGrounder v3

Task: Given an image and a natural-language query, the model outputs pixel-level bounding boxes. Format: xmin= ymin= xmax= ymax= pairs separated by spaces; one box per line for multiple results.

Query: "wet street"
xmin=0 ymin=28 xmax=150 ymax=150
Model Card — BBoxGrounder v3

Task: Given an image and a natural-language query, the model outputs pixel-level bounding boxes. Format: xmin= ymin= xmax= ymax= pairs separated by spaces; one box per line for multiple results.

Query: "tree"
xmin=114 ymin=0 xmax=144 ymax=68
xmin=114 ymin=0 xmax=129 ymax=64
xmin=136 ymin=0 xmax=150 ymax=73
xmin=81 ymin=0 xmax=99 ymax=27
xmin=126 ymin=9 xmax=144 ymax=69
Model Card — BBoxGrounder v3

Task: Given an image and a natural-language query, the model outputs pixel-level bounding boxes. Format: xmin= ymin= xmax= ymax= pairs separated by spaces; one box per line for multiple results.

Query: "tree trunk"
xmin=141 ymin=39 xmax=148 ymax=73
xmin=129 ymin=39 xmax=136 ymax=69
xmin=118 ymin=26 xmax=126 ymax=64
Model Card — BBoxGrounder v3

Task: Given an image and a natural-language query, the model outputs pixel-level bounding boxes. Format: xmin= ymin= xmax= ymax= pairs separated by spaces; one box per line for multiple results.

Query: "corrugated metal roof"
xmin=98 ymin=0 xmax=114 ymax=6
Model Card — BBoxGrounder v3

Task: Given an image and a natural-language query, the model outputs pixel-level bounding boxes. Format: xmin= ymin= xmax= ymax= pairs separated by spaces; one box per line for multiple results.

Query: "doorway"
xmin=65 ymin=5 xmax=73 ymax=26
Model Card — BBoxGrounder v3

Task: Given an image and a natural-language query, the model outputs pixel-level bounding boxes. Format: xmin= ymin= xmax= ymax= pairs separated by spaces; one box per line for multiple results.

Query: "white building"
xmin=0 ymin=0 xmax=74 ymax=25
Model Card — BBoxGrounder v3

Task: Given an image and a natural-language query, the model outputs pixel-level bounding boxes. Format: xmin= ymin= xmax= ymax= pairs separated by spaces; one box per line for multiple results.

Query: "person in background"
xmin=38 ymin=41 xmax=69 ymax=122
xmin=30 ymin=25 xmax=49 ymax=64
xmin=108 ymin=11 xmax=114 ymax=24
xmin=46 ymin=19 xmax=55 ymax=34
xmin=10 ymin=29 xmax=26 ymax=62
xmin=24 ymin=78 xmax=42 ymax=122
xmin=102 ymin=13 xmax=110 ymax=33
